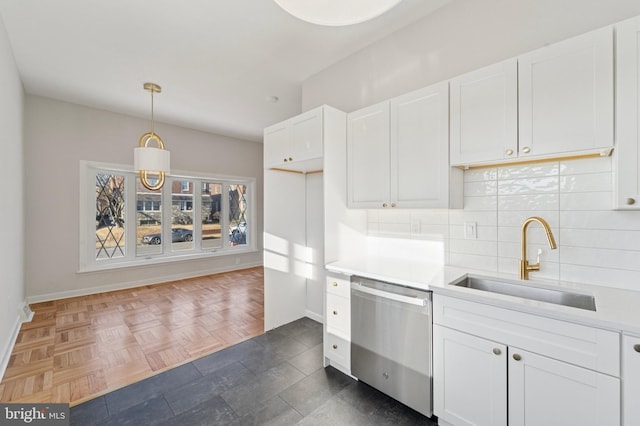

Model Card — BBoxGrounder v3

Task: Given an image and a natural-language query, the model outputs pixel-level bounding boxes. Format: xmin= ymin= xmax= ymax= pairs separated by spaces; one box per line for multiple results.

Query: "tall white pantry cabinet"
xmin=263 ymin=105 xmax=365 ymax=331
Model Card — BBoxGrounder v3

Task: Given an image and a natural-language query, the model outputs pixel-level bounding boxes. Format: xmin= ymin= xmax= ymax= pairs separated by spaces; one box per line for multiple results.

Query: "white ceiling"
xmin=0 ymin=0 xmax=451 ymax=142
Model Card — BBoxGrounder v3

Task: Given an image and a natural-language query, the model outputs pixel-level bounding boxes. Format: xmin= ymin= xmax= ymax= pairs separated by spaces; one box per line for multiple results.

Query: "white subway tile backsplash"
xmin=465 ymin=180 xmax=497 ymax=196
xmin=497 ymin=211 xmax=560 ymax=228
xmin=560 ymin=228 xmax=640 ymax=251
xmin=559 ymin=210 xmax=640 ymax=230
xmin=560 ymin=172 xmax=612 ymax=193
xmin=560 ymin=264 xmax=640 ymax=291
xmin=449 ymin=238 xmax=498 ymax=256
xmin=363 ymin=156 xmax=640 ymax=292
xmin=463 ymin=195 xmax=497 ymax=211
xmin=559 ymin=192 xmax=612 ymax=211
xmin=559 ymin=156 xmax=612 ymax=175
xmin=498 ymin=176 xmax=559 ymax=195
xmin=450 ymin=253 xmax=498 ymax=272
xmin=377 ymin=210 xmax=411 ymax=224
xmin=497 ymin=162 xmax=559 ymax=179
xmin=411 ymin=210 xmax=449 ymax=225
xmin=561 ymin=246 xmax=640 ymax=272
xmin=448 ymin=210 xmax=497 ymax=226
xmin=377 ymin=222 xmax=411 ymax=235
xmin=498 ymin=194 xmax=559 ymax=211
xmin=464 ymin=168 xmax=498 ymax=183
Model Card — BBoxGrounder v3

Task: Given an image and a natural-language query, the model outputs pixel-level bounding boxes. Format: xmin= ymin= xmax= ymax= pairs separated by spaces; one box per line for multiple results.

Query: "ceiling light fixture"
xmin=134 ymin=83 xmax=170 ymax=191
xmin=273 ymin=0 xmax=403 ymax=26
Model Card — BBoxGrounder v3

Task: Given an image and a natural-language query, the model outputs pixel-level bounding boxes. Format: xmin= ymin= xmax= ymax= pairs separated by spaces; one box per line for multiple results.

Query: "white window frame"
xmin=79 ymin=160 xmax=257 ymax=273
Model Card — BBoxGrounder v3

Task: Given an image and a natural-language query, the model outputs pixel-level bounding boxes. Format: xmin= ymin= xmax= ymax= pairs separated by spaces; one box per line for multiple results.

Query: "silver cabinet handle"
xmin=391 ymin=203 xmax=396 ymax=208
xmin=505 ymin=149 xmax=514 ymax=156
xmin=382 ymin=203 xmax=388 ymax=208
xmin=634 ymin=344 xmax=640 ymax=353
xmin=332 ymin=310 xmax=338 ymax=315
xmin=627 ymin=198 xmax=636 ymax=205
xmin=493 ymin=348 xmax=502 ymax=355
xmin=332 ymin=344 xmax=338 ymax=349
xmin=513 ymin=353 xmax=522 ymax=361
xmin=521 ymin=146 xmax=531 ymax=154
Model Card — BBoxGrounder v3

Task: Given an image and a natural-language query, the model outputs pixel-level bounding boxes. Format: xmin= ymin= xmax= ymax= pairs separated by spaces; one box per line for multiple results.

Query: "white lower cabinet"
xmin=434 ymin=325 xmax=507 ymax=426
xmin=324 ymin=272 xmax=351 ymax=374
xmin=623 ymin=334 xmax=640 ymax=425
xmin=509 ymin=348 xmax=619 ymax=426
xmin=433 ymin=294 xmax=621 ymax=426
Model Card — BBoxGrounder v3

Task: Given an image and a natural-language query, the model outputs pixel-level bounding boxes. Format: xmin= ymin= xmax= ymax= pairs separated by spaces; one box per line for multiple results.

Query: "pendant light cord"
xmin=150 ymin=89 xmax=155 ymax=136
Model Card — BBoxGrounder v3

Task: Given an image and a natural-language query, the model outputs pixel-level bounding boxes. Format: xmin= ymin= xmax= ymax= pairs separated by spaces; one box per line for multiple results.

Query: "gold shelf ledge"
xmin=453 ymin=148 xmax=614 ymax=170
xmin=269 ymin=167 xmax=323 ymax=175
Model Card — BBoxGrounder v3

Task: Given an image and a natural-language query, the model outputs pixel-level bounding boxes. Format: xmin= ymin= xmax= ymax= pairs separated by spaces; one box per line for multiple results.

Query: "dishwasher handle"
xmin=351 ymin=282 xmax=429 ymax=306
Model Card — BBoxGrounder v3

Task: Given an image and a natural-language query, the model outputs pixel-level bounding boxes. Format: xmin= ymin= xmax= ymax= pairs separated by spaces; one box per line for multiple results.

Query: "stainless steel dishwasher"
xmin=351 ymin=276 xmax=433 ymax=417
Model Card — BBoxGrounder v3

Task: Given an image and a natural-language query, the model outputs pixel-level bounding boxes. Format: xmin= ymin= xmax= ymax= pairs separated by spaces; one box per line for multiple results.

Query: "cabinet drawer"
xmin=326 ymin=275 xmax=350 ymax=298
xmin=433 ymin=294 xmax=620 ymax=376
xmin=326 ymin=293 xmax=350 ymax=337
xmin=326 ymin=332 xmax=350 ymax=369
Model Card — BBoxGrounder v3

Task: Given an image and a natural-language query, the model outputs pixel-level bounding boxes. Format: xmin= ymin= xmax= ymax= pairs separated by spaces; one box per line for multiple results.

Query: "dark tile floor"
xmin=71 ymin=318 xmax=437 ymax=425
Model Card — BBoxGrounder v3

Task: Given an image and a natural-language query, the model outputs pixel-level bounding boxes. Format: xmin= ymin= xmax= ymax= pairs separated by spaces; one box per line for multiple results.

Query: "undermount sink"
xmin=450 ymin=275 xmax=596 ymax=311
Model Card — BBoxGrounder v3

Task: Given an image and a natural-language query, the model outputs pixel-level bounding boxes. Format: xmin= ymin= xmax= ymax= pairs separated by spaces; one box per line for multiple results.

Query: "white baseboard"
xmin=305 ymin=309 xmax=324 ymax=324
xmin=0 ymin=314 xmax=22 ymax=383
xmin=27 ymin=261 xmax=263 ymax=304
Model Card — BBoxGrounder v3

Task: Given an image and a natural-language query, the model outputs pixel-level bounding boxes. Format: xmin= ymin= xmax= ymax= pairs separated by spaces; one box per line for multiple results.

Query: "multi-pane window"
xmin=201 ymin=182 xmax=222 ymax=250
xmin=95 ymin=174 xmax=126 ymax=259
xmin=81 ymin=162 xmax=255 ymax=271
xmin=136 ymin=178 xmax=162 ymax=256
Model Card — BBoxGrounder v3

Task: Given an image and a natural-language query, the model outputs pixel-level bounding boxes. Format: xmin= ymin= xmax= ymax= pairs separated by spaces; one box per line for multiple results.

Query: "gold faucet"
xmin=520 ymin=216 xmax=557 ymax=280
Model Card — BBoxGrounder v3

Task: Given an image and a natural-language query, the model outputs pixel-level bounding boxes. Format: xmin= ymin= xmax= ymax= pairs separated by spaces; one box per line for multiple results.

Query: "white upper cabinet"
xmin=347 ymin=101 xmax=390 ymax=208
xmin=264 ymin=106 xmax=323 ymax=172
xmin=450 ymin=26 xmax=614 ymax=167
xmin=615 ymin=16 xmax=640 ymax=209
xmin=518 ymin=26 xmax=614 ymax=158
xmin=391 ymin=82 xmax=456 ymax=208
xmin=348 ymin=82 xmax=462 ymax=209
xmin=450 ymin=59 xmax=518 ymax=165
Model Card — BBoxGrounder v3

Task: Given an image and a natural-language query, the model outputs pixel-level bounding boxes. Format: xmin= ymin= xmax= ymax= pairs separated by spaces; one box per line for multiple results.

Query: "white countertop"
xmin=326 ymin=257 xmax=640 ymax=335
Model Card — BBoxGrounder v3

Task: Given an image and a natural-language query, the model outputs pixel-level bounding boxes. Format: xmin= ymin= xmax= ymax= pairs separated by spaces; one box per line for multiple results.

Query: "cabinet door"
xmin=450 ymin=59 xmax=518 ymax=165
xmin=263 ymin=169 xmax=307 ymax=330
xmin=508 ymin=348 xmax=620 ymax=426
xmin=290 ymin=107 xmax=323 ymax=163
xmin=433 ymin=325 xmax=507 ymax=426
xmin=263 ymin=123 xmax=290 ymax=168
xmin=518 ymin=26 xmax=614 ymax=158
xmin=390 ymin=81 xmax=450 ymax=208
xmin=615 ymin=16 xmax=640 ymax=210
xmin=347 ymin=101 xmax=390 ymax=208
xmin=623 ymin=334 xmax=640 ymax=426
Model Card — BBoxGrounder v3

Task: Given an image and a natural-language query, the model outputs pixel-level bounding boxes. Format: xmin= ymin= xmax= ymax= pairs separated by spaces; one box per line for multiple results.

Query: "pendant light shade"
xmin=135 ymin=83 xmax=170 ymax=190
xmin=273 ymin=0 xmax=403 ymax=26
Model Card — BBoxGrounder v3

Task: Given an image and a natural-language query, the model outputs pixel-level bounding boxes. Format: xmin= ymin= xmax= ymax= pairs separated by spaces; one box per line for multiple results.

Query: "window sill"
xmin=78 ymin=246 xmax=258 ymax=274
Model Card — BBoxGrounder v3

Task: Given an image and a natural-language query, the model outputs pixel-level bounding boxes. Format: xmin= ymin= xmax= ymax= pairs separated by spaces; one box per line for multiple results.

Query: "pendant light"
xmin=273 ymin=0 xmax=403 ymax=26
xmin=134 ymin=82 xmax=170 ymax=190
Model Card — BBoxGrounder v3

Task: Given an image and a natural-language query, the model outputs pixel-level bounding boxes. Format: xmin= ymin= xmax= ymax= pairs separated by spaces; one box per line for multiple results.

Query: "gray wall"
xmin=24 ymin=95 xmax=263 ymax=301
xmin=302 ymin=0 xmax=640 ymax=112
xmin=0 ymin=16 xmax=25 ymax=374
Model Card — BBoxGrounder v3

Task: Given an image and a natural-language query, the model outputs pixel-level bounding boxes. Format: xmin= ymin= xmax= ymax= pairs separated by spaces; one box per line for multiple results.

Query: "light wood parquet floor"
xmin=0 ymin=266 xmax=264 ymax=407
